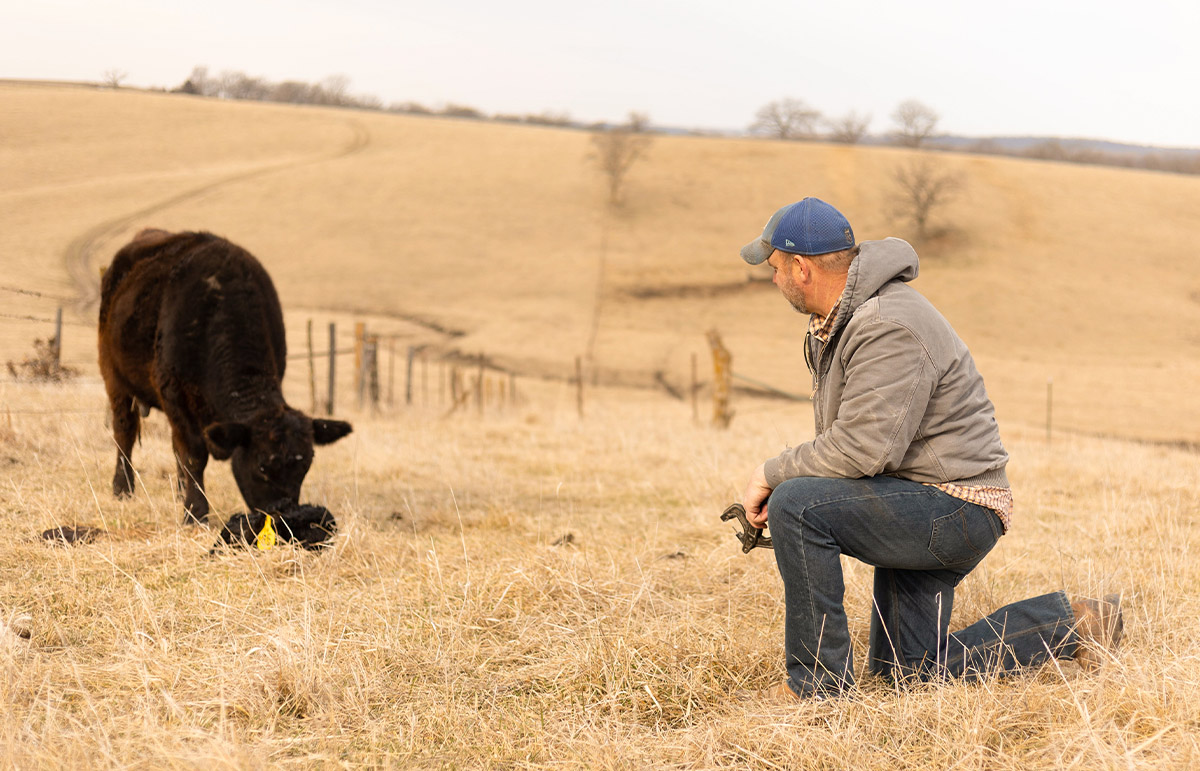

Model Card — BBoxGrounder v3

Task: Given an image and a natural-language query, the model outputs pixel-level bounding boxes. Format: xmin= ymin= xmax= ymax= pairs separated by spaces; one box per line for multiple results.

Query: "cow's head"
xmin=203 ymin=407 xmax=352 ymax=512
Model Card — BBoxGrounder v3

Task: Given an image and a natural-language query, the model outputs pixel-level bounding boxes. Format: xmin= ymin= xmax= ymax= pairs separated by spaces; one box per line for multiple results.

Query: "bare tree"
xmin=214 ymin=70 xmax=243 ymax=99
xmin=1022 ymin=139 xmax=1109 ymax=166
xmin=319 ymin=74 xmax=352 ymax=106
xmin=102 ymin=69 xmax=128 ymax=89
xmin=891 ymin=99 xmax=940 ymax=148
xmin=626 ymin=111 xmax=651 ymax=133
xmin=890 ymin=157 xmax=963 ymax=240
xmin=749 ymin=98 xmax=821 ymax=140
xmin=175 ymin=66 xmax=215 ymax=96
xmin=590 ymin=112 xmax=654 ymax=207
xmin=355 ymin=93 xmax=384 ymax=111
xmin=826 ymin=111 xmax=872 ymax=144
xmin=231 ymin=73 xmax=269 ymax=100
xmin=272 ymin=80 xmax=313 ymax=104
xmin=441 ymin=103 xmax=484 ymax=119
xmin=536 ymin=111 xmax=572 ymax=126
xmin=389 ymin=101 xmax=432 ymax=114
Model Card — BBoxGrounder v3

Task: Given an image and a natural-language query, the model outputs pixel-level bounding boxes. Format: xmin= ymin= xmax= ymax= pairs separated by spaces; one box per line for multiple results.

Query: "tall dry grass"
xmin=1 ymin=380 xmax=1197 ymax=768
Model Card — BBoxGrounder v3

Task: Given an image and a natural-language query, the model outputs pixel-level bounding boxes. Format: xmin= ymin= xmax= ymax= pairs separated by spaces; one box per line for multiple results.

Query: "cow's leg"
xmin=106 ymin=388 xmax=140 ymax=498
xmin=170 ymin=425 xmax=210 ymax=525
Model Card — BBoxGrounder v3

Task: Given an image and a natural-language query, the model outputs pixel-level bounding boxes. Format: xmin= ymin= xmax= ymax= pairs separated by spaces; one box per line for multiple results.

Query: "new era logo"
xmin=785 ymin=239 xmax=796 ymax=248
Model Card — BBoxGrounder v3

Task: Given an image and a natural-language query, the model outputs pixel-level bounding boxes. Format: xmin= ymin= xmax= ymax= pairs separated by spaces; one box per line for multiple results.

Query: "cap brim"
xmin=740 ymin=238 xmax=773 ymax=265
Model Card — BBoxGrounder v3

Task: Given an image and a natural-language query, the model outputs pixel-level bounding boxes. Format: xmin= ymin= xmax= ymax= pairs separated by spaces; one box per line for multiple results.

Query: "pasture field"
xmin=2 ymin=383 xmax=1199 ymax=768
xmin=1 ymin=83 xmax=1200 ymax=767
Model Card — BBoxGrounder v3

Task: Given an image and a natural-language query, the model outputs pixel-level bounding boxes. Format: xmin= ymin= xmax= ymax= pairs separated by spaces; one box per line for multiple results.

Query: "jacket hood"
xmin=838 ymin=238 xmax=919 ymax=319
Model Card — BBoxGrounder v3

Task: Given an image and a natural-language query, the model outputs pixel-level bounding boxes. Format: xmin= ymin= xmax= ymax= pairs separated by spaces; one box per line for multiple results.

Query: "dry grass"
xmin=2 ymin=83 xmax=1200 ymax=768
xmin=1 ymin=383 xmax=1198 ymax=768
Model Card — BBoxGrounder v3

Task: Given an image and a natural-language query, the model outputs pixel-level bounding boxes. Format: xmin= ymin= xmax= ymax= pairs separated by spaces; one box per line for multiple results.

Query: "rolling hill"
xmin=4 ymin=81 xmax=1200 ymax=443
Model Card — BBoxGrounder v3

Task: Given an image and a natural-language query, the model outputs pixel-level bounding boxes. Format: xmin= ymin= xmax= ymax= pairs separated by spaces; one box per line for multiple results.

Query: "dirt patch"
xmin=41 ymin=525 xmax=104 ymax=545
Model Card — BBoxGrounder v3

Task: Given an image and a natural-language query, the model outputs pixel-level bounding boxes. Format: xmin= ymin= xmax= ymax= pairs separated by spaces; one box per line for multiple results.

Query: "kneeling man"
xmin=737 ymin=198 xmax=1122 ymax=700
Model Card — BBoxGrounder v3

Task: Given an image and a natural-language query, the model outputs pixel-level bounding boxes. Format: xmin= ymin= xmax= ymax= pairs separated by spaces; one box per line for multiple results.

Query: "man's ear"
xmin=313 ymin=419 xmax=353 ymax=445
xmin=204 ymin=422 xmax=251 ymax=460
xmin=793 ymin=254 xmax=812 ymax=283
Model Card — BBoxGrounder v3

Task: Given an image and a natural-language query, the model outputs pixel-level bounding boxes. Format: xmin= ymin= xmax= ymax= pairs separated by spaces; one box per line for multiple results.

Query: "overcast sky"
xmin=5 ymin=0 xmax=1198 ymax=148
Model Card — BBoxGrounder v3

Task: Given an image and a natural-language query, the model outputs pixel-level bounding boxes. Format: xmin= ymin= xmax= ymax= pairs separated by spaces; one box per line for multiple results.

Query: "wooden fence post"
xmin=326 ymin=323 xmax=336 ymax=416
xmin=475 ymin=355 xmax=485 ymax=415
xmin=387 ymin=337 xmax=396 ymax=407
xmin=306 ymin=319 xmax=316 ymax=414
xmin=357 ymin=342 xmax=366 ymax=410
xmin=575 ymin=355 xmax=584 ymax=418
xmin=53 ymin=307 xmax=62 ymax=369
xmin=706 ymin=329 xmax=733 ymax=428
xmin=367 ymin=336 xmax=380 ymax=411
xmin=421 ymin=353 xmax=428 ymax=406
xmin=353 ymin=322 xmax=365 ymax=403
xmin=358 ymin=335 xmax=379 ymax=410
xmin=405 ymin=346 xmax=416 ymax=406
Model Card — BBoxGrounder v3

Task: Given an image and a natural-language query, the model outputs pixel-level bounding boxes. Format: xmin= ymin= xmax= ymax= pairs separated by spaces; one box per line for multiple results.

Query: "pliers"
xmin=721 ymin=503 xmax=773 ymax=553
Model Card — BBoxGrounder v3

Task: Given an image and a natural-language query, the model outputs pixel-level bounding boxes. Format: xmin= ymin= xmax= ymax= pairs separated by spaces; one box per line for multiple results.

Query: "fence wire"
xmin=0 ymin=284 xmax=73 ymax=302
xmin=0 ymin=407 xmax=106 ymax=416
xmin=0 ymin=312 xmax=94 ymax=328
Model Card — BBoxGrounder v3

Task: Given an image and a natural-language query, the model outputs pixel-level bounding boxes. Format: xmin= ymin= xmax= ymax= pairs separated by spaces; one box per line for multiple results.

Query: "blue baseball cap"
xmin=740 ymin=197 xmax=855 ymax=264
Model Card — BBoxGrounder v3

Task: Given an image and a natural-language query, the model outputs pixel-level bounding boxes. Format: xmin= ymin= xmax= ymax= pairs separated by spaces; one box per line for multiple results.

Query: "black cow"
xmin=97 ymin=229 xmax=352 ymax=523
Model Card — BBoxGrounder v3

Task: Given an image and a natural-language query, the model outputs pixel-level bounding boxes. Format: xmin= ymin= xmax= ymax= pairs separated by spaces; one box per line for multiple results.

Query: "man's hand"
xmin=741 ymin=462 xmax=773 ymax=528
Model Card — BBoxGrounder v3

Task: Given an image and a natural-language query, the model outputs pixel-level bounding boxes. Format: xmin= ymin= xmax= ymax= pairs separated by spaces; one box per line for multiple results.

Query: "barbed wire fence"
xmin=0 ymin=283 xmax=99 ymax=386
xmin=0 ymin=278 xmax=528 ymax=419
xmin=2 ymin=281 xmax=804 ymax=423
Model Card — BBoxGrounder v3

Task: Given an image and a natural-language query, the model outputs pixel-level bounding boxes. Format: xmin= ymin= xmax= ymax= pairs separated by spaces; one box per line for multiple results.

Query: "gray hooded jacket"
xmin=763 ymin=238 xmax=1010 ymax=490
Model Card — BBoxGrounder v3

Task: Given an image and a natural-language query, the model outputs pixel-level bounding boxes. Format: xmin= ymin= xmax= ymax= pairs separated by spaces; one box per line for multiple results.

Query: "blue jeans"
xmin=767 ymin=476 xmax=1079 ymax=697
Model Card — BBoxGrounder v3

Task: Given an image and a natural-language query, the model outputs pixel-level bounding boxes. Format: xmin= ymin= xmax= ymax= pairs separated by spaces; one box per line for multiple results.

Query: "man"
xmin=738 ymin=197 xmax=1123 ymax=700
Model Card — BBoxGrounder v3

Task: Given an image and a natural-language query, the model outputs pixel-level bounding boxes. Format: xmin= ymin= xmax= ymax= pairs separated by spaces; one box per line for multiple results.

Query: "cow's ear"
xmin=312 ymin=419 xmax=353 ymax=445
xmin=204 ymin=422 xmax=251 ymax=459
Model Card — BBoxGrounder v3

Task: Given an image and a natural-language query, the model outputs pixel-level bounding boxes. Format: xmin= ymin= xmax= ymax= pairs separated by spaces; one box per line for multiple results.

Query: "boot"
xmin=1070 ymin=594 xmax=1124 ymax=671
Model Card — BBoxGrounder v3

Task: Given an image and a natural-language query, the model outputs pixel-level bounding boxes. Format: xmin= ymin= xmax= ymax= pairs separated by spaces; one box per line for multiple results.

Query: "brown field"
xmin=1 ymin=83 xmax=1199 ymax=768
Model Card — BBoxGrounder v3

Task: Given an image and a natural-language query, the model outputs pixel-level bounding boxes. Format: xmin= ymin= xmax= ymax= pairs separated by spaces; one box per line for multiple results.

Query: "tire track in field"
xmin=65 ymin=118 xmax=371 ymax=312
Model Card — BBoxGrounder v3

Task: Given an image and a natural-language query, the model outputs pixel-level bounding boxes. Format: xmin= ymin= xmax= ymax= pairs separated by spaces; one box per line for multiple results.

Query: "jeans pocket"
xmin=928 ymin=503 xmax=999 ymax=567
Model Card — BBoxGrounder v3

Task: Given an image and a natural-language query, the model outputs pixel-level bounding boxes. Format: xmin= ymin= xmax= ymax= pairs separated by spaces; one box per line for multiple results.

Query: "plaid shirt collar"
xmin=808 ymin=302 xmax=841 ymax=343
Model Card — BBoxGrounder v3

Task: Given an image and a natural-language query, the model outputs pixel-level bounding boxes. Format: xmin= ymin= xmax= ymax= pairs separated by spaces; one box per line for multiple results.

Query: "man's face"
xmin=767 ymin=249 xmax=810 ymax=314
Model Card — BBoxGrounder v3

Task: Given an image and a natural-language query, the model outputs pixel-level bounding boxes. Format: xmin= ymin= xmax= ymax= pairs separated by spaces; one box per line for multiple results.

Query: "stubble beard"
xmin=782 ymin=289 xmax=809 ymax=315
xmin=776 ymin=271 xmax=809 ymax=314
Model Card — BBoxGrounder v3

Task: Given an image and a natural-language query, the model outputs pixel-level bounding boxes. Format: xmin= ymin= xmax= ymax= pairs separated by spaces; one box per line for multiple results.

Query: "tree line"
xmin=170 ymin=67 xmax=583 ymax=126
xmin=159 ymin=68 xmax=1199 ymax=177
xmin=963 ymin=136 xmax=1200 ymax=175
xmin=174 ymin=67 xmax=379 ymax=109
xmin=748 ymin=98 xmax=938 ymax=147
xmin=748 ymin=96 xmax=1200 ymax=175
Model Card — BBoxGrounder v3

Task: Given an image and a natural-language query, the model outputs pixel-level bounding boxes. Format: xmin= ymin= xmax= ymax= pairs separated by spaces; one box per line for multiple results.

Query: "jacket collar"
xmin=828 ymin=238 xmax=920 ymax=337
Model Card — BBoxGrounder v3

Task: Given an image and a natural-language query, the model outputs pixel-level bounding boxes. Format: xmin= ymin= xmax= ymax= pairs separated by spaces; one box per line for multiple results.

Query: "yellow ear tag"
xmin=256 ymin=515 xmax=277 ymax=551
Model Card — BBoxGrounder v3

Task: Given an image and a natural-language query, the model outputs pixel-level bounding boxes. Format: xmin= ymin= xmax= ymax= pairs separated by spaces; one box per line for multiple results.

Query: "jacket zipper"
xmin=809 ymin=328 xmax=841 ymax=432
xmin=805 ymin=330 xmax=824 ymax=427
